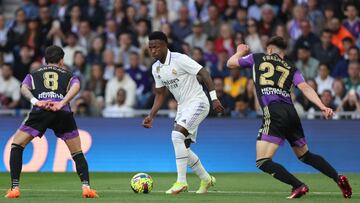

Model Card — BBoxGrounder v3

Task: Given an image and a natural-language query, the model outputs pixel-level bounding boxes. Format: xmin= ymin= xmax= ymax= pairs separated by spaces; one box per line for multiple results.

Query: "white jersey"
xmin=151 ymin=50 xmax=208 ymax=107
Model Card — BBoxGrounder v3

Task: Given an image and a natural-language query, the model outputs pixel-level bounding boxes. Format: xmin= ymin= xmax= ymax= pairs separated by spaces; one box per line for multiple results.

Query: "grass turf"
xmin=0 ymin=172 xmax=358 ymax=203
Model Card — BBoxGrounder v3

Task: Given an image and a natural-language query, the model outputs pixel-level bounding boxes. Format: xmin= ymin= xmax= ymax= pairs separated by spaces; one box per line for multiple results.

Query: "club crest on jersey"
xmin=172 ymin=68 xmax=177 ymax=75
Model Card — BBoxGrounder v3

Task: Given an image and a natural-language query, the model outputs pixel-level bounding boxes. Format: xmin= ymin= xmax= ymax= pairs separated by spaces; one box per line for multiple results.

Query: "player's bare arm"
xmin=21 ymin=84 xmax=51 ymax=110
xmin=197 ymin=68 xmax=224 ymax=113
xmin=227 ymin=44 xmax=250 ymax=69
xmin=142 ymin=86 xmax=166 ymax=128
xmin=50 ymin=82 xmax=80 ymax=111
xmin=297 ymin=82 xmax=334 ymax=119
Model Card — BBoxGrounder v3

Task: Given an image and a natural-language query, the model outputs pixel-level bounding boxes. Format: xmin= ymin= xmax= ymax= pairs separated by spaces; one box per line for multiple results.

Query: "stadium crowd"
xmin=0 ymin=0 xmax=359 ymax=118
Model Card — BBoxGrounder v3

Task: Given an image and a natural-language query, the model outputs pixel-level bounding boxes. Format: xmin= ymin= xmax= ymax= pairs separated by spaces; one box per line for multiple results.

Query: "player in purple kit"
xmin=227 ymin=37 xmax=352 ymax=199
xmin=5 ymin=46 xmax=98 ymax=199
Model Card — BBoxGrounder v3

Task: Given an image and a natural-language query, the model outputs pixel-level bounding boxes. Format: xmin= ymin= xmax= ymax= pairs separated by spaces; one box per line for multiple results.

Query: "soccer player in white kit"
xmin=143 ymin=31 xmax=224 ymax=194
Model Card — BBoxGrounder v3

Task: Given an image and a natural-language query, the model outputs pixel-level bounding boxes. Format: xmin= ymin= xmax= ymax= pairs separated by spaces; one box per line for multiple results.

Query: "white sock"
xmin=171 ymin=131 xmax=188 ymax=183
xmin=188 ymin=149 xmax=210 ymax=181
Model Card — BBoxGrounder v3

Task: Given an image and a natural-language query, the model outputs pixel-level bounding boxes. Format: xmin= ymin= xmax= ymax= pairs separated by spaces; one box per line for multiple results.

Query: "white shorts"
xmin=175 ymin=100 xmax=210 ymax=142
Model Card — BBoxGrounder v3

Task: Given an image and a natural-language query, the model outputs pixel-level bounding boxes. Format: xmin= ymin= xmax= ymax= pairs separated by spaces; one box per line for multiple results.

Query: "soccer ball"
xmin=130 ymin=173 xmax=153 ymax=193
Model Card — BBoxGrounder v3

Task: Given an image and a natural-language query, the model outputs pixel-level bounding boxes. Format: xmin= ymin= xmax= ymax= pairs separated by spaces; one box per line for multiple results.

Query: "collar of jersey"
xmin=159 ymin=49 xmax=171 ymax=66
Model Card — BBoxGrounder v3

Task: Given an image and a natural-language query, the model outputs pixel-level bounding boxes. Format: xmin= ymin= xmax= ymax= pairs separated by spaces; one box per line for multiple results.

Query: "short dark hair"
xmin=45 ymin=45 xmax=64 ymax=64
xmin=149 ymin=31 xmax=168 ymax=43
xmin=115 ymin=63 xmax=124 ymax=69
xmin=266 ymin=36 xmax=287 ymax=50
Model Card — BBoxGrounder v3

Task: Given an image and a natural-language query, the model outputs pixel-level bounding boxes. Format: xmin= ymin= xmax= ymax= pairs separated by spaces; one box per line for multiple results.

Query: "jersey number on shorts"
xmin=259 ymin=62 xmax=289 ymax=88
xmin=43 ymin=72 xmax=59 ymax=91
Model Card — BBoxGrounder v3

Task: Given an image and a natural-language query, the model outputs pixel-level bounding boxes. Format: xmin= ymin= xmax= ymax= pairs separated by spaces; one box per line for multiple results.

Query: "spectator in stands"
xmin=204 ymin=4 xmax=223 ymax=39
xmin=277 ymin=0 xmax=294 ymax=24
xmin=103 ymin=88 xmax=135 ymax=118
xmin=78 ymin=20 xmax=96 ymax=50
xmin=296 ymin=44 xmax=319 ymax=80
xmin=323 ymin=4 xmax=335 ymax=30
xmin=315 ymin=63 xmax=334 ymax=95
xmin=287 ymin=5 xmax=307 ymax=41
xmin=259 ymin=4 xmax=278 ymax=36
xmin=13 ymin=45 xmax=34 ymax=81
xmin=343 ymin=3 xmax=360 ymax=39
xmin=102 ymin=49 xmax=115 ymax=81
xmin=0 ymin=15 xmax=8 ymax=53
xmin=85 ymin=63 xmax=106 ymax=100
xmin=292 ymin=20 xmax=320 ymax=60
xmin=71 ymin=51 xmax=88 ymax=87
xmin=119 ymin=5 xmax=137 ymax=35
xmin=210 ymin=49 xmax=229 ymax=78
xmin=192 ymin=47 xmax=206 ymax=67
xmin=188 ymin=0 xmax=210 ymax=22
xmin=223 ymin=0 xmax=239 ymax=21
xmin=321 ymin=89 xmax=336 ymax=109
xmin=135 ymin=19 xmax=150 ymax=50
xmin=273 ymin=23 xmax=292 ymax=53
xmin=116 ymin=32 xmax=140 ymax=66
xmin=184 ymin=20 xmax=207 ymax=49
xmin=224 ymin=68 xmax=247 ymax=98
xmin=341 ymin=37 xmax=354 ymax=60
xmin=291 ymin=92 xmax=305 ymax=118
xmin=232 ymin=7 xmax=247 ymax=34
xmin=203 ymin=37 xmax=218 ymax=68
xmin=125 ymin=52 xmax=152 ymax=108
xmin=138 ymin=2 xmax=151 ymax=22
xmin=248 ymin=0 xmax=266 ymax=21
xmin=73 ymin=90 xmax=102 ymax=117
xmin=24 ymin=19 xmax=41 ymax=58
xmin=21 ymin=0 xmax=39 ymax=19
xmin=231 ymin=94 xmax=257 ymax=118
xmin=45 ymin=20 xmax=65 ymax=47
xmin=83 ymin=0 xmax=105 ymax=30
xmin=245 ymin=80 xmax=260 ymax=112
xmin=171 ymin=5 xmax=192 ymax=41
xmin=298 ymin=79 xmax=317 ymax=111
xmin=336 ymin=89 xmax=360 ymax=115
xmin=87 ymin=36 xmax=104 ymax=64
xmin=38 ymin=6 xmax=53 ymax=49
xmin=62 ymin=4 xmax=82 ymax=33
xmin=160 ymin=23 xmax=182 ymax=52
xmin=103 ymin=19 xmax=119 ymax=50
xmin=209 ymin=77 xmax=234 ymax=117
xmin=344 ymin=61 xmax=360 ymax=95
xmin=167 ymin=98 xmax=177 ymax=118
xmin=50 ymin=0 xmax=70 ymax=22
xmin=0 ymin=64 xmax=20 ymax=109
xmin=107 ymin=0 xmax=126 ymax=25
xmin=329 ymin=17 xmax=355 ymax=56
xmin=307 ymin=0 xmax=324 ymax=35
xmin=105 ymin=63 xmax=136 ymax=107
xmin=245 ymin=18 xmax=263 ymax=53
xmin=332 ymin=46 xmax=359 ymax=78
xmin=63 ymin=32 xmax=86 ymax=67
xmin=7 ymin=9 xmax=27 ymax=54
xmin=332 ymin=78 xmax=346 ymax=107
xmin=152 ymin=0 xmax=176 ymax=31
xmin=215 ymin=23 xmax=235 ymax=55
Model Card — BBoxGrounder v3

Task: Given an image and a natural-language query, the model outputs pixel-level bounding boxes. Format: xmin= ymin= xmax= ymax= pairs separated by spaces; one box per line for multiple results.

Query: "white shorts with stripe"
xmin=175 ymin=99 xmax=210 ymax=142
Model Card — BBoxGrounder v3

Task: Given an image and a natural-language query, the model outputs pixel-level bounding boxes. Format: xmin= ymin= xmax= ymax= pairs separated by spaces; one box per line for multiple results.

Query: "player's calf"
xmin=10 ymin=144 xmax=24 ymax=190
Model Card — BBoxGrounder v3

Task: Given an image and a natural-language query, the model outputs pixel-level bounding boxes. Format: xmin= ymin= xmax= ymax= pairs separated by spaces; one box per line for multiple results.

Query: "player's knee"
xmin=174 ymin=125 xmax=189 ymax=136
xmin=256 ymin=158 xmax=271 ymax=170
xmin=171 ymin=131 xmax=186 ymax=143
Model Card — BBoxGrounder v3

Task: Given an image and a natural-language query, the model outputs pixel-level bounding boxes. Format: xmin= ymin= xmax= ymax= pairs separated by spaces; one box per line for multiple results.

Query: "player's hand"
xmin=35 ymin=100 xmax=53 ymax=110
xmin=320 ymin=106 xmax=334 ymax=119
xmin=236 ymin=44 xmax=250 ymax=55
xmin=49 ymin=101 xmax=66 ymax=112
xmin=212 ymin=99 xmax=224 ymax=113
xmin=142 ymin=116 xmax=153 ymax=128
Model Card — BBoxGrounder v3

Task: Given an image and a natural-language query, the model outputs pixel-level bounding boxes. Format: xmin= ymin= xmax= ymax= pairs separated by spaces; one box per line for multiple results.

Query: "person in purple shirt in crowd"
xmin=125 ymin=51 xmax=152 ymax=108
xmin=332 ymin=46 xmax=360 ymax=78
xmin=5 ymin=46 xmax=98 ymax=199
xmin=343 ymin=3 xmax=360 ymax=39
xmin=227 ymin=36 xmax=352 ymax=199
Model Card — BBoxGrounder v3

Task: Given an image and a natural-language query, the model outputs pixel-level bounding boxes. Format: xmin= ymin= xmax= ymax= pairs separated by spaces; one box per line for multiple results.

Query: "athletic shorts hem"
xmin=291 ymin=137 xmax=307 ymax=147
xmin=19 ymin=125 xmax=43 ymax=138
xmin=56 ymin=130 xmax=79 ymax=140
xmin=258 ymin=134 xmax=285 ymax=146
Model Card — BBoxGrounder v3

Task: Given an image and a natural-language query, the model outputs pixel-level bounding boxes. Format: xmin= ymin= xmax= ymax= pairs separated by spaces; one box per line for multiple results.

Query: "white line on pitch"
xmin=0 ymin=188 xmax=356 ymax=195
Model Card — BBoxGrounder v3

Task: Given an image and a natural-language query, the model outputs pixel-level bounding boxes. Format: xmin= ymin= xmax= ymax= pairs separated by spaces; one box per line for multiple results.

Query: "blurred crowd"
xmin=0 ymin=0 xmax=359 ymax=118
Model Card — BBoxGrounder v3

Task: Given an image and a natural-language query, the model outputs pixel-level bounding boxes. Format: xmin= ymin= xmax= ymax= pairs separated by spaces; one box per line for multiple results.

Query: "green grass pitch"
xmin=0 ymin=172 xmax=359 ymax=203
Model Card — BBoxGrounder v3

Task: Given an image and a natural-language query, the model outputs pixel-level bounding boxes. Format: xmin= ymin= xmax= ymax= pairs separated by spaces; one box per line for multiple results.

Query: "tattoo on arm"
xmin=21 ymin=85 xmax=35 ymax=101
